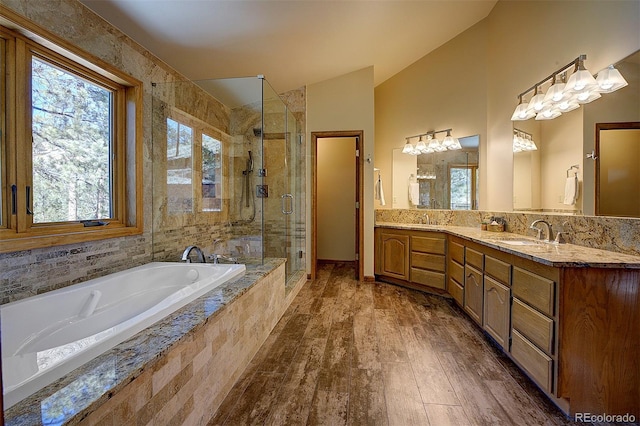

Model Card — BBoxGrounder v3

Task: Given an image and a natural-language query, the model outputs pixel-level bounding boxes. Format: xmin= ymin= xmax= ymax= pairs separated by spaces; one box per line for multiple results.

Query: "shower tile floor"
xmin=209 ymin=262 xmax=580 ymax=425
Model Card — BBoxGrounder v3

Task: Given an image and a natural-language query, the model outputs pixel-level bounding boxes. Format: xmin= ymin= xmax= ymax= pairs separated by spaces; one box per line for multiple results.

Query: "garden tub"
xmin=1 ymin=261 xmax=245 ymax=409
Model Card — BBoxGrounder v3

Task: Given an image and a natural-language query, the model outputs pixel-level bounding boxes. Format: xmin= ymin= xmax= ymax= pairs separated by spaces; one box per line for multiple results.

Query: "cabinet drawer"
xmin=465 ymin=247 xmax=484 ymax=270
xmin=411 ymin=252 xmax=445 ymax=272
xmin=512 ymin=298 xmax=554 ymax=355
xmin=448 ymin=259 xmax=464 ymax=286
xmin=449 ymin=240 xmax=465 ymax=264
xmin=411 ymin=268 xmax=446 ymax=289
xmin=448 ymin=278 xmax=464 ymax=306
xmin=412 ymin=235 xmax=445 ymax=254
xmin=485 ymin=256 xmax=511 ymax=286
xmin=513 ymin=267 xmax=555 ymax=316
xmin=483 ymin=276 xmax=510 ymax=350
xmin=511 ymin=329 xmax=553 ymax=394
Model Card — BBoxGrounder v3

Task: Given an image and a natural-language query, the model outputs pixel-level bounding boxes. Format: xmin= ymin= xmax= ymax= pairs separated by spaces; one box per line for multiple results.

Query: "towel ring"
xmin=566 ymin=165 xmax=579 ymax=177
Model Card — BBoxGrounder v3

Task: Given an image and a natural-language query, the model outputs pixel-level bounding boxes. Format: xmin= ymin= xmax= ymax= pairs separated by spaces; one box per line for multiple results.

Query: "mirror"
xmin=392 ymin=135 xmax=479 ymax=209
xmin=595 ymin=122 xmax=640 ymax=217
xmin=513 ymin=49 xmax=640 ymax=216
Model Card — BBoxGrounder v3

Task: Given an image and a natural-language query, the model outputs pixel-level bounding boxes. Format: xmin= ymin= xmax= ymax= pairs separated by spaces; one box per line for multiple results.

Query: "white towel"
xmin=409 ymin=182 xmax=420 ymax=205
xmin=563 ymin=175 xmax=578 ymax=205
xmin=375 ymin=176 xmax=386 ymax=206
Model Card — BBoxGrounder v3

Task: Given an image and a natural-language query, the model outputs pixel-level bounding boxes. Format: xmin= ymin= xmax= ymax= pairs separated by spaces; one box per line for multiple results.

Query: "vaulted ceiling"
xmin=80 ymin=0 xmax=497 ymax=93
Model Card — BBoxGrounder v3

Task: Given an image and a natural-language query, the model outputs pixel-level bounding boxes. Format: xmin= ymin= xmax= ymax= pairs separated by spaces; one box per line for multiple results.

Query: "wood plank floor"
xmin=209 ymin=262 xmax=579 ymax=426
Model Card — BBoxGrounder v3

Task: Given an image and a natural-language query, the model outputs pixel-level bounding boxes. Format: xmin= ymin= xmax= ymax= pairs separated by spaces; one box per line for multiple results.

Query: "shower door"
xmin=261 ymin=81 xmax=302 ymax=281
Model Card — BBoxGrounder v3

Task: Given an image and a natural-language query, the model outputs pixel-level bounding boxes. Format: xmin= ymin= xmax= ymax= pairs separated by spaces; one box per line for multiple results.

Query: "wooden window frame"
xmin=0 ymin=11 xmax=143 ymax=253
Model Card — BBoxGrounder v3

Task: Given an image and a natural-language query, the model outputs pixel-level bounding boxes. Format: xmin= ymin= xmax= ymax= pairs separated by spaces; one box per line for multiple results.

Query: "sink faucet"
xmin=530 ymin=219 xmax=552 ymax=242
xmin=420 ymin=214 xmax=430 ymax=224
xmin=181 ymin=245 xmax=206 ymax=263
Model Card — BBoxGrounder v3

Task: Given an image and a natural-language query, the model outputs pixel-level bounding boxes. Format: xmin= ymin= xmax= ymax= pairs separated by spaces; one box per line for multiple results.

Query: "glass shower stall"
xmin=151 ymin=76 xmax=305 ymax=285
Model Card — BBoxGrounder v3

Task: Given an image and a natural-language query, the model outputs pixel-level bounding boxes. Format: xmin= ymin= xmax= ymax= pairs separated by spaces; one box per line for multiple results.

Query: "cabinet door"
xmin=483 ymin=276 xmax=510 ymax=349
xmin=380 ymin=232 xmax=410 ymax=280
xmin=464 ymin=264 xmax=483 ymax=325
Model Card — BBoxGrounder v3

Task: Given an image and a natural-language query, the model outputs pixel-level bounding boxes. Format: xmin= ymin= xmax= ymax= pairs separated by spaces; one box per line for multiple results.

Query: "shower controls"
xmin=258 ymin=168 xmax=267 ymax=177
xmin=257 ymin=185 xmax=269 ymax=198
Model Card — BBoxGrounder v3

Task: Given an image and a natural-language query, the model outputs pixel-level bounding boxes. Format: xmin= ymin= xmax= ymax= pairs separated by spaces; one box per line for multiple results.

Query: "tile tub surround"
xmin=5 ymin=259 xmax=307 ymax=426
xmin=376 ymin=209 xmax=640 ymax=257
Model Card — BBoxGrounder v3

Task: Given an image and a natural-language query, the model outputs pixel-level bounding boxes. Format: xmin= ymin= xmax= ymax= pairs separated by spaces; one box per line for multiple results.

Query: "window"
xmin=0 ymin=21 xmax=142 ymax=253
xmin=31 ymin=56 xmax=113 ymax=223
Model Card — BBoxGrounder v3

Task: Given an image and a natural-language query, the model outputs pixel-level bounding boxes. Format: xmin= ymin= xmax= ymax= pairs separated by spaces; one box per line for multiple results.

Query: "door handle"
xmin=281 ymin=193 xmax=293 ymax=215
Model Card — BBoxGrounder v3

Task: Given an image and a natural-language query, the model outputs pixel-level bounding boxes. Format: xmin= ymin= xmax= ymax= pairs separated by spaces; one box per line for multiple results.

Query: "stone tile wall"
xmin=0 ymin=1 xmax=307 ymax=304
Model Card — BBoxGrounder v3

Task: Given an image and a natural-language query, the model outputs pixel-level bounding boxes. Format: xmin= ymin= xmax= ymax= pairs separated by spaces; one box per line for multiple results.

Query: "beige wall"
xmin=376 ymin=0 xmax=640 ymax=212
xmin=375 ymin=19 xmax=488 ymax=208
xmin=539 ymin=111 xmax=584 ymax=212
xmin=306 ymin=67 xmax=375 ymax=276
xmin=317 ymin=137 xmax=357 ymax=261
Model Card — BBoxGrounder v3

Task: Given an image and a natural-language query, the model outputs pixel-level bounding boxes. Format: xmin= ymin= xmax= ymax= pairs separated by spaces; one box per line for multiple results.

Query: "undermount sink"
xmin=500 ymin=240 xmax=541 ymax=246
xmin=487 ymin=237 xmax=543 ymax=246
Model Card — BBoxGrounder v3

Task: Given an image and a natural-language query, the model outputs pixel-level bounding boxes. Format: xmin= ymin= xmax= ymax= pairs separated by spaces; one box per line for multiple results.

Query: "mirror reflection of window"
xmin=166 ymin=117 xmax=193 ymax=214
xmin=449 ymin=164 xmax=479 ymax=210
xmin=202 ymin=134 xmax=222 ymax=212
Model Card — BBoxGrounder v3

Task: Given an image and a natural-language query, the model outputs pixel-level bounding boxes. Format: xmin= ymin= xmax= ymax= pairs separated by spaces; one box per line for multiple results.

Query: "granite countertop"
xmin=5 ymin=259 xmax=286 ymax=426
xmin=375 ymin=222 xmax=640 ymax=269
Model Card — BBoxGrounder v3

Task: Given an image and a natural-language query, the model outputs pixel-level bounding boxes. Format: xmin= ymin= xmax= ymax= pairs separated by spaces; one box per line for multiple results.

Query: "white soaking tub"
xmin=1 ymin=261 xmax=245 ymax=409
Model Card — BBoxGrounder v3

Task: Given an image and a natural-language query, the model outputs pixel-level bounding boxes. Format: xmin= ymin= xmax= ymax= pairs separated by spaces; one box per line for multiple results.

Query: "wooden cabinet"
xmin=447 ymin=240 xmax=465 ymax=306
xmin=374 ymin=227 xmax=446 ymax=291
xmin=377 ymin=231 xmax=410 ymax=280
xmin=483 ymin=255 xmax=511 ymax=350
xmin=376 ymin=226 xmax=638 ymax=418
xmin=463 ymin=248 xmax=484 ymax=325
xmin=464 ymin=264 xmax=483 ymax=325
xmin=483 ymin=276 xmax=510 ymax=350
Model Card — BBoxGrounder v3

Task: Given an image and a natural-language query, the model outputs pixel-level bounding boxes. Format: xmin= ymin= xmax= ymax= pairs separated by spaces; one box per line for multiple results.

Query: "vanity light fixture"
xmin=511 ymin=94 xmax=535 ymax=120
xmin=402 ymin=138 xmax=416 ymax=154
xmin=513 ymin=129 xmax=537 ymax=152
xmin=511 ymin=54 xmax=628 ymax=121
xmin=401 ymin=128 xmax=461 ymax=155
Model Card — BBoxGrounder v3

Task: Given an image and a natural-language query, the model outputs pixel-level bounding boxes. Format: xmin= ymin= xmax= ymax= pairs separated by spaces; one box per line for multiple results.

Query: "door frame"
xmin=311 ymin=130 xmax=364 ymax=281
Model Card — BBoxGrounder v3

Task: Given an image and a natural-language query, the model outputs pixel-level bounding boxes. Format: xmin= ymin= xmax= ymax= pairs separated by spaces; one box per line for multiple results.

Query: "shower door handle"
xmin=281 ymin=194 xmax=294 ymax=215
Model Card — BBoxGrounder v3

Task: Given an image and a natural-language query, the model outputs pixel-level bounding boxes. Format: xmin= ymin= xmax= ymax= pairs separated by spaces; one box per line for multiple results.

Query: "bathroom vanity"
xmin=374 ymin=223 xmax=640 ymax=418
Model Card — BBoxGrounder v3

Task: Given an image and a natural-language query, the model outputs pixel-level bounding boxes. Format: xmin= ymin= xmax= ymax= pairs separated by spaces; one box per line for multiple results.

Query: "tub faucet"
xmin=182 ymin=246 xmax=206 ymax=263
xmin=530 ymin=219 xmax=552 ymax=242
